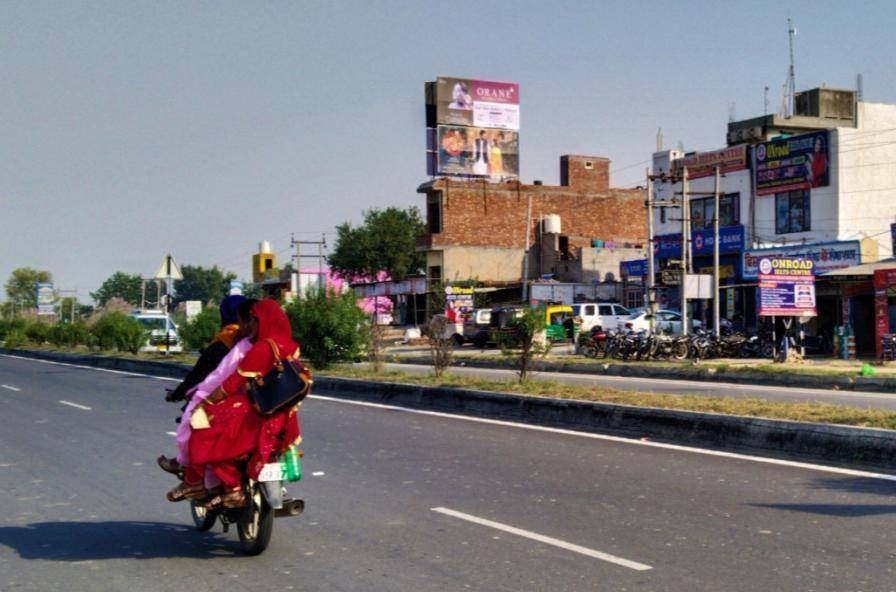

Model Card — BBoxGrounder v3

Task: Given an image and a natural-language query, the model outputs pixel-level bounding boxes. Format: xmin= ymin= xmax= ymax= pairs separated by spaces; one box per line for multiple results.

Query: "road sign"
xmin=661 ymin=269 xmax=681 ymax=286
xmin=153 ymin=253 xmax=183 ymax=280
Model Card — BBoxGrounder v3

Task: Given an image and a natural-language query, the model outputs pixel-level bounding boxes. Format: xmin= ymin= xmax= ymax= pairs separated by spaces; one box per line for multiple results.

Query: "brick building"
xmin=416 ymin=155 xmax=647 ymax=290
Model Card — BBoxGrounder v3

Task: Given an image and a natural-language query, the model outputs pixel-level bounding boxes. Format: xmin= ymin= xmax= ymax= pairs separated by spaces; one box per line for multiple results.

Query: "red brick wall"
xmin=419 ymin=176 xmax=645 ymax=250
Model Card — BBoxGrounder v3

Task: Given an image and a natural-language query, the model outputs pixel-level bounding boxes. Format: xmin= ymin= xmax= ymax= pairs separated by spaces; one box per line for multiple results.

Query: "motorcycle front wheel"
xmin=190 ymin=500 xmax=216 ymax=532
xmin=238 ymin=487 xmax=274 ymax=556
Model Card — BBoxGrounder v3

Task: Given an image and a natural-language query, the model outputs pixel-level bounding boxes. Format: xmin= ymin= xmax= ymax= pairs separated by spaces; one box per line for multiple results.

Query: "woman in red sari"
xmin=166 ymin=299 xmax=301 ymax=508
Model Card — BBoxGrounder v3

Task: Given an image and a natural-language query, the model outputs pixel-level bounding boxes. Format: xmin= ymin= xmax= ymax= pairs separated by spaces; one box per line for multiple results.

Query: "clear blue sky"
xmin=3 ymin=1 xmax=894 ymax=301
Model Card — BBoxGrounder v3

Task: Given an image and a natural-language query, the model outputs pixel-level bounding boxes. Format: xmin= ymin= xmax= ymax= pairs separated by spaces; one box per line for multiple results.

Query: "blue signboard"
xmin=654 ymin=225 xmax=745 ymax=259
xmin=620 ymin=259 xmax=647 ymax=278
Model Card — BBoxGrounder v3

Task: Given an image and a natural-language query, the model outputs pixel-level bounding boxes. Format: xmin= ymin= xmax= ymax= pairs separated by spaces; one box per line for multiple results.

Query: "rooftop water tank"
xmin=543 ymin=214 xmax=562 ymax=234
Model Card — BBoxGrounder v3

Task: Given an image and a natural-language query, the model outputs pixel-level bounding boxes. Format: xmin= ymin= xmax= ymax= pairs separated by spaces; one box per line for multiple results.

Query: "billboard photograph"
xmin=435 ymin=77 xmax=519 ymax=130
xmin=754 ymin=130 xmax=829 ymax=196
xmin=436 ymin=125 xmax=519 ymax=179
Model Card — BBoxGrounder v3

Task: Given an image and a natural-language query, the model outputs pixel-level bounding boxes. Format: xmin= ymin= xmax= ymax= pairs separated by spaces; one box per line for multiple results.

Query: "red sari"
xmin=186 ymin=300 xmax=301 ymax=487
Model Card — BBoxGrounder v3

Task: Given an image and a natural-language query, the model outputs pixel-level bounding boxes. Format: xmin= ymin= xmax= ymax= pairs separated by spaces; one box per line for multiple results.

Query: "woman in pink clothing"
xmin=157 ymin=299 xmax=256 ymax=483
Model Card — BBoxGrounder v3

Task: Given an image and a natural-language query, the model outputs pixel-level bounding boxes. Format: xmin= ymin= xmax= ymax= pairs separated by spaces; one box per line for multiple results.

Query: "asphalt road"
xmin=3 ymin=353 xmax=896 ymax=591
xmin=384 ymin=361 xmax=896 ymax=410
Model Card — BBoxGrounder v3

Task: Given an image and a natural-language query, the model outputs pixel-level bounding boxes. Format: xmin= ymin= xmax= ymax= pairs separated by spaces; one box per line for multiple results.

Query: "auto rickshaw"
xmin=545 ymin=304 xmax=577 ymax=342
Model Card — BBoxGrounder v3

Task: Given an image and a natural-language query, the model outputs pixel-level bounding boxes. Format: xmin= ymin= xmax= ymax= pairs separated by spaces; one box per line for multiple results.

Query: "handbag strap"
xmin=265 ymin=338 xmax=282 ymax=364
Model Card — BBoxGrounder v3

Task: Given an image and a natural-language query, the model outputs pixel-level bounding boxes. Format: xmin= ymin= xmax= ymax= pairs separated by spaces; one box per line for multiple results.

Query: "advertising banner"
xmin=758 ymin=257 xmax=817 ymax=317
xmin=891 ymin=223 xmax=896 ymax=256
xmin=435 ymin=77 xmax=519 ymax=130
xmin=620 ymin=259 xmax=647 ymax=279
xmin=654 ymin=225 xmax=745 ymax=259
xmin=743 ymin=241 xmax=860 ymax=279
xmin=436 ymin=125 xmax=519 ymax=179
xmin=873 ymin=269 xmax=896 ymax=359
xmin=674 ymin=145 xmax=748 ymax=180
xmin=444 ymin=285 xmax=475 ymax=322
xmin=36 ymin=283 xmax=55 ymax=315
xmin=754 ymin=130 xmax=830 ymax=196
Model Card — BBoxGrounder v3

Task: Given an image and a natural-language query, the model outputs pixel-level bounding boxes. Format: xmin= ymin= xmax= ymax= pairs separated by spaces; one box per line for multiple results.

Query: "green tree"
xmin=180 ymin=307 xmax=221 ymax=350
xmin=284 ymin=290 xmax=368 ymax=369
xmin=5 ymin=267 xmax=52 ymax=308
xmin=174 ymin=265 xmax=236 ymax=306
xmin=328 ymin=207 xmax=426 ymax=280
xmin=91 ymin=272 xmax=143 ymax=307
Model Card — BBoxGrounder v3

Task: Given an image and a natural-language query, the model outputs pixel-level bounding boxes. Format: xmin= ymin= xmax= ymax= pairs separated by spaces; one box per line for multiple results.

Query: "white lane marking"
xmin=384 ymin=363 xmax=896 ymax=401
xmin=0 ymin=354 xmax=180 ymax=381
xmin=312 ymin=471 xmax=325 ymax=476
xmin=311 ymin=394 xmax=896 ymax=482
xmin=166 ymin=431 xmax=176 ymax=436
xmin=1 ymin=384 xmax=21 ymax=391
xmin=59 ymin=400 xmax=91 ymax=411
xmin=431 ymin=507 xmax=652 ymax=571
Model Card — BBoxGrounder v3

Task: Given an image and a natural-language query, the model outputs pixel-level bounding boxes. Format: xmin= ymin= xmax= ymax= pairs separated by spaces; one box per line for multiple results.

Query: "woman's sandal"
xmin=166 ymin=481 xmax=206 ymax=502
xmin=201 ymin=487 xmax=246 ymax=509
xmin=157 ymin=455 xmax=184 ymax=479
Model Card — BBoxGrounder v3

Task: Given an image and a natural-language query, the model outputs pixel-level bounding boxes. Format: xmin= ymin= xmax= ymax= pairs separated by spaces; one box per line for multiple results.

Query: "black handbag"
xmin=246 ymin=338 xmax=312 ymax=415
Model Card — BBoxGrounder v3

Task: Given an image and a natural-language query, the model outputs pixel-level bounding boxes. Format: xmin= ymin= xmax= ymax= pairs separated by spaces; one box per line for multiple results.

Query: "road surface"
xmin=384 ymin=361 xmax=896 ymax=410
xmin=2 ymin=353 xmax=896 ymax=591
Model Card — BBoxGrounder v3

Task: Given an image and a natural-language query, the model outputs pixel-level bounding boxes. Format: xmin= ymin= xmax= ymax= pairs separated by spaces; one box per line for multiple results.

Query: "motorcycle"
xmin=579 ymin=327 xmax=608 ymax=359
xmin=188 ymin=453 xmax=306 ymax=555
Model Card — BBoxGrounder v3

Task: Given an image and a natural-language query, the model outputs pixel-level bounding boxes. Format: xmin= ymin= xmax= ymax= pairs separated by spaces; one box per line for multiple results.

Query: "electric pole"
xmin=681 ymin=166 xmax=690 ymax=336
xmin=713 ymin=166 xmax=721 ymax=338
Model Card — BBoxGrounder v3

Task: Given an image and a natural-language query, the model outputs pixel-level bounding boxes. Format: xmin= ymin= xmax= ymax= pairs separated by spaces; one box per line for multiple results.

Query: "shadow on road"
xmin=749 ymin=503 xmax=896 ymax=517
xmin=809 ymin=476 xmax=896 ymax=496
xmin=0 ymin=521 xmax=238 ymax=561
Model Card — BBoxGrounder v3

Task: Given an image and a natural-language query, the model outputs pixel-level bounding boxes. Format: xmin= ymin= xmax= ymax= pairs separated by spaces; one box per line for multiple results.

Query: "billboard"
xmin=36 ymin=283 xmax=55 ymax=315
xmin=674 ymin=145 xmax=748 ymax=180
xmin=757 ymin=257 xmax=816 ymax=317
xmin=754 ymin=130 xmax=829 ymax=196
xmin=444 ymin=285 xmax=475 ymax=322
xmin=435 ymin=77 xmax=519 ymax=130
xmin=654 ymin=225 xmax=745 ymax=259
xmin=436 ymin=125 xmax=519 ymax=179
xmin=742 ymin=240 xmax=860 ymax=279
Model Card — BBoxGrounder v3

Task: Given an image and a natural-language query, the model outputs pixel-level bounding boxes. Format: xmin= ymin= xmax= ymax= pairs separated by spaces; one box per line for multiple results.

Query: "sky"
xmin=3 ymin=0 xmax=895 ymax=302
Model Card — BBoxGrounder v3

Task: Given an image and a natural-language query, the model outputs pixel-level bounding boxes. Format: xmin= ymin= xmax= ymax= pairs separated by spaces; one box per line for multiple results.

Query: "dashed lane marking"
xmin=431 ymin=507 xmax=652 ymax=571
xmin=59 ymin=400 xmax=91 ymax=411
xmin=1 ymin=384 xmax=21 ymax=391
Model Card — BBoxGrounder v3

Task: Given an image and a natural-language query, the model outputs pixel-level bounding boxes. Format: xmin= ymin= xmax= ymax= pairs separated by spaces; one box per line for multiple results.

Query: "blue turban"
xmin=219 ymin=294 xmax=246 ymax=326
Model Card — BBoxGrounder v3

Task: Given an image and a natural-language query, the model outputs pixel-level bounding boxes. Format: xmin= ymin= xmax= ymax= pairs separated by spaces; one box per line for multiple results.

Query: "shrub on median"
xmin=24 ymin=321 xmax=51 ymax=345
xmin=179 ymin=307 xmax=221 ymax=351
xmin=284 ymin=289 xmax=368 ymax=369
xmin=48 ymin=322 xmax=89 ymax=347
xmin=89 ymin=311 xmax=147 ymax=353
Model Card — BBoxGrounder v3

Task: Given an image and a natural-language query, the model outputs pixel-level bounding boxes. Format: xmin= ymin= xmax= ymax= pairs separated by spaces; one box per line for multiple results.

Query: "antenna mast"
xmin=786 ymin=17 xmax=797 ymax=117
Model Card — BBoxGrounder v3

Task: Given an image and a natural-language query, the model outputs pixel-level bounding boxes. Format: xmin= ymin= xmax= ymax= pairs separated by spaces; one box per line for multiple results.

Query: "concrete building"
xmin=416 ymin=155 xmax=647 ymax=298
xmin=642 ymin=87 xmax=896 ymax=347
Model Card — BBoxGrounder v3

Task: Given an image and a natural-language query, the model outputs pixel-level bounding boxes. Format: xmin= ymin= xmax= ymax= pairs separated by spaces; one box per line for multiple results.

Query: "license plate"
xmin=257 ymin=462 xmax=285 ymax=482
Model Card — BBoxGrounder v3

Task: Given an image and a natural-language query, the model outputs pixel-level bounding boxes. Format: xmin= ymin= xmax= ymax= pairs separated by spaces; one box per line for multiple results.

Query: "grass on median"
xmin=321 ymin=365 xmax=896 ymax=430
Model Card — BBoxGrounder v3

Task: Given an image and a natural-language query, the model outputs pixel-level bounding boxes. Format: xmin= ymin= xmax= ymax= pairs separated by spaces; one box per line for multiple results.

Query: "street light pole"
xmin=713 ymin=166 xmax=721 ymax=339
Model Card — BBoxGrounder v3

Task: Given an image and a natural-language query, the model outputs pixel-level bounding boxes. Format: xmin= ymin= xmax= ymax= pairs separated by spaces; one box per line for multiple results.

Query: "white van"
xmin=130 ymin=311 xmax=183 ymax=353
xmin=572 ymin=303 xmax=630 ymax=332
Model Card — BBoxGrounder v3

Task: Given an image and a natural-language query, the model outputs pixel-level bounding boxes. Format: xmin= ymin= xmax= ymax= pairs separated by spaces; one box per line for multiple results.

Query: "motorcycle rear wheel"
xmin=190 ymin=500 xmax=216 ymax=532
xmin=238 ymin=487 xmax=274 ymax=556
xmin=671 ymin=341 xmax=689 ymax=360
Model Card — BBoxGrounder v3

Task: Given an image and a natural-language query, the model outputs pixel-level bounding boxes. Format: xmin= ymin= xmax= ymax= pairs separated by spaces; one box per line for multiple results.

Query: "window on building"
xmin=428 ymin=266 xmax=441 ymax=281
xmin=689 ymin=193 xmax=740 ymax=230
xmin=775 ymin=189 xmax=811 ymax=234
xmin=660 ymin=207 xmax=667 ymax=224
xmin=427 ymin=194 xmax=442 ymax=234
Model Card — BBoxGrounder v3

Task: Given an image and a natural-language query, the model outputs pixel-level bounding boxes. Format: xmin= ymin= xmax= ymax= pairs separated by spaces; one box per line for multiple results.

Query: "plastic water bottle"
xmin=283 ymin=446 xmax=303 ymax=482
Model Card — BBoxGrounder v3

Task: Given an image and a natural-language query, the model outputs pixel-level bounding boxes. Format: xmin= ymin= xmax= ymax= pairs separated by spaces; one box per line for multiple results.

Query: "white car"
xmin=130 ymin=311 xmax=183 ymax=353
xmin=572 ymin=302 xmax=630 ymax=332
xmin=619 ymin=309 xmax=703 ymax=335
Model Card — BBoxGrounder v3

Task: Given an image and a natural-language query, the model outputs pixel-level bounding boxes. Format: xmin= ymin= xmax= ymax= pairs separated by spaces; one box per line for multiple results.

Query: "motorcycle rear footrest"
xmin=274 ymin=498 xmax=304 ymax=518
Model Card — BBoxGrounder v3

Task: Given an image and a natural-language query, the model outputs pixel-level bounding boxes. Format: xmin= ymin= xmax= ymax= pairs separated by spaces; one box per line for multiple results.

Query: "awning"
xmin=819 ymin=258 xmax=896 ymax=279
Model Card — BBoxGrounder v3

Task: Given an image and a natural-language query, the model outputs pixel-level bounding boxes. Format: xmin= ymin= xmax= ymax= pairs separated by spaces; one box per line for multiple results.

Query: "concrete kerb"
xmin=398 ymin=355 xmax=862 ymax=391
xmin=4 ymin=347 xmax=895 ymax=471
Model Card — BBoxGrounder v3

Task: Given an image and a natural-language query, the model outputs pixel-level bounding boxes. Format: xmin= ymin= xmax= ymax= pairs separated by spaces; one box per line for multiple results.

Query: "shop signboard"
xmin=620 ymin=259 xmax=647 ymax=279
xmin=754 ymin=130 xmax=830 ymax=196
xmin=757 ymin=257 xmax=817 ymax=317
xmin=435 ymin=77 xmax=519 ymax=130
xmin=36 ymin=283 xmax=55 ymax=315
xmin=743 ymin=241 xmax=860 ymax=279
xmin=444 ymin=285 xmax=475 ymax=322
xmin=873 ymin=269 xmax=896 ymax=359
xmin=654 ymin=225 xmax=745 ymax=259
xmin=436 ymin=125 xmax=519 ymax=179
xmin=673 ymin=145 xmax=748 ymax=180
